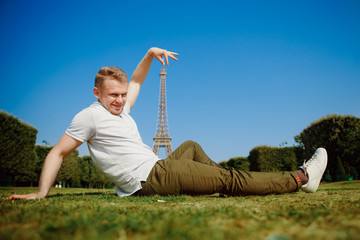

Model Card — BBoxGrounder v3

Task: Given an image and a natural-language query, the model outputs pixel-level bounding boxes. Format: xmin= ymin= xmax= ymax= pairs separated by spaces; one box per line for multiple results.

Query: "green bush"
xmin=219 ymin=157 xmax=249 ymax=171
xmin=248 ymin=146 xmax=299 ymax=172
xmin=295 ymin=114 xmax=360 ymax=181
xmin=0 ymin=111 xmax=38 ymax=186
xmin=34 ymin=145 xmax=52 ymax=186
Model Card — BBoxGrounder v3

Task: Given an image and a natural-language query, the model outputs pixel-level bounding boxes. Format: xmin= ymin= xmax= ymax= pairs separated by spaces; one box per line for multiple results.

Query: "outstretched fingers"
xmin=165 ymin=51 xmax=178 ymax=65
xmin=152 ymin=47 xmax=178 ymax=66
xmin=161 ymin=51 xmax=178 ymax=66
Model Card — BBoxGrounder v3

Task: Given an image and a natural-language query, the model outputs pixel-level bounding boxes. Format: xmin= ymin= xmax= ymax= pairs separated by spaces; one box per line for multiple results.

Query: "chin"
xmin=111 ymin=108 xmax=123 ymax=115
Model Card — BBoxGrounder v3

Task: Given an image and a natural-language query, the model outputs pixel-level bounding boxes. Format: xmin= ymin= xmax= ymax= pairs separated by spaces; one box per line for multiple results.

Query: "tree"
xmin=79 ymin=155 xmax=92 ymax=188
xmin=56 ymin=150 xmax=81 ymax=187
xmin=295 ymin=114 xmax=360 ymax=181
xmin=335 ymin=157 xmax=348 ymax=181
xmin=349 ymin=167 xmax=358 ymax=180
xmin=91 ymin=164 xmax=113 ymax=189
xmin=78 ymin=155 xmax=114 ymax=189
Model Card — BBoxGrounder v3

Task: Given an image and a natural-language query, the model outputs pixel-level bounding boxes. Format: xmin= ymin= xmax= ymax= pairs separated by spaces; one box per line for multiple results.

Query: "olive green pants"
xmin=135 ymin=141 xmax=302 ymax=196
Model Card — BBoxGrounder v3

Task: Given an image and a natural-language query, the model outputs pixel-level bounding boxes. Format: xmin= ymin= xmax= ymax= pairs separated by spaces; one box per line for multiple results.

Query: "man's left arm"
xmin=127 ymin=47 xmax=178 ymax=110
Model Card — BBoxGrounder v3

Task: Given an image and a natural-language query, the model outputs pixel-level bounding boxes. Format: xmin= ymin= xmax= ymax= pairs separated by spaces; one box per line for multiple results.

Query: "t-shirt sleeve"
xmin=65 ymin=108 xmax=95 ymax=142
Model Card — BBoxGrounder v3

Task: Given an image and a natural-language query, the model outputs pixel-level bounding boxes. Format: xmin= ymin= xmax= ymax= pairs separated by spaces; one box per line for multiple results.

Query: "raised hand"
xmin=149 ymin=47 xmax=178 ymax=66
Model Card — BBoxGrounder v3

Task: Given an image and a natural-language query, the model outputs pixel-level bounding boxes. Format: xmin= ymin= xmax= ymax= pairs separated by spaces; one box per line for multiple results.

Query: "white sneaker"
xmin=299 ymin=148 xmax=328 ymax=193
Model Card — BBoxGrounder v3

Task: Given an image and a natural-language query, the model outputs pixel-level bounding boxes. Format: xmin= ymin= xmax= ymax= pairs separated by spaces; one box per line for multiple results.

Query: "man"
xmin=8 ymin=47 xmax=327 ymax=200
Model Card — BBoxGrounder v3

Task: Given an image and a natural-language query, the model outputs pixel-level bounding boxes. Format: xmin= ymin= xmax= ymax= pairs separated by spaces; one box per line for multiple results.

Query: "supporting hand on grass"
xmin=7 ymin=193 xmax=44 ymax=200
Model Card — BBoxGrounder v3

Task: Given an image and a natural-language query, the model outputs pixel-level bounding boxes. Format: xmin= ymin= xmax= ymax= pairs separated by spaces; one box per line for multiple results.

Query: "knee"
xmin=182 ymin=140 xmax=199 ymax=148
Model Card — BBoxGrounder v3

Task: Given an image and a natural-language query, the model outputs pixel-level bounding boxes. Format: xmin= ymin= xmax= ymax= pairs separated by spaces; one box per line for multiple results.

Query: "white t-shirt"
xmin=65 ymin=102 xmax=159 ymax=196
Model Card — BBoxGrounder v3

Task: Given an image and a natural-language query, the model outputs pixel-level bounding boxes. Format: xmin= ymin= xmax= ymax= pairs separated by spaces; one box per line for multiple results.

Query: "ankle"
xmin=296 ymin=169 xmax=308 ymax=185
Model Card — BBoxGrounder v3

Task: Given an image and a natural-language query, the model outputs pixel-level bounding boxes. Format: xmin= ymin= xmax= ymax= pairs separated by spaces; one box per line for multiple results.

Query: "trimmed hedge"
xmin=0 ymin=111 xmax=38 ymax=186
xmin=248 ymin=145 xmax=299 ymax=172
xmin=219 ymin=157 xmax=250 ymax=171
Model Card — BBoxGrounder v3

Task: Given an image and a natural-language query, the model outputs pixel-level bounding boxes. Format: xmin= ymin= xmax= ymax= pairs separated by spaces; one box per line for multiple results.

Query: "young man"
xmin=8 ymin=47 xmax=327 ymax=200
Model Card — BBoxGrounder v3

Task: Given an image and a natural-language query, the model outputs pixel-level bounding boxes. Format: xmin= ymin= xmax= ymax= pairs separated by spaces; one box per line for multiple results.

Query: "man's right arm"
xmin=7 ymin=133 xmax=82 ymax=200
xmin=127 ymin=47 xmax=178 ymax=110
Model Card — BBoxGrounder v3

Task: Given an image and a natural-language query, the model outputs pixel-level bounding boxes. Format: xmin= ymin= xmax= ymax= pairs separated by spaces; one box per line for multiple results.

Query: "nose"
xmin=115 ymin=95 xmax=124 ymax=104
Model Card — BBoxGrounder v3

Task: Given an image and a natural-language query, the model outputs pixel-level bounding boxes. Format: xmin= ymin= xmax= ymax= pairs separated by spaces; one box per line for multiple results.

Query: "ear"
xmin=94 ymin=87 xmax=100 ymax=99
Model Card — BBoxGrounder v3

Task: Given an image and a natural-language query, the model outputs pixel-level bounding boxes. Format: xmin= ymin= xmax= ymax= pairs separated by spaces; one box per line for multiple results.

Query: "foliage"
xmin=34 ymin=145 xmax=53 ymax=186
xmin=295 ymin=114 xmax=360 ymax=181
xmin=55 ymin=152 xmax=113 ymax=189
xmin=323 ymin=170 xmax=333 ymax=182
xmin=248 ymin=145 xmax=299 ymax=172
xmin=349 ymin=167 xmax=358 ymax=181
xmin=1 ymin=182 xmax=360 ymax=240
xmin=3 ymin=111 xmax=358 ymax=189
xmin=220 ymin=146 xmax=303 ymax=173
xmin=219 ymin=157 xmax=249 ymax=170
xmin=0 ymin=111 xmax=113 ymax=189
xmin=0 ymin=111 xmax=38 ymax=186
xmin=78 ymin=156 xmax=92 ymax=188
xmin=335 ymin=157 xmax=349 ymax=181
xmin=5 ymin=137 xmax=112 ymax=189
xmin=77 ymin=155 xmax=114 ymax=189
xmin=56 ymin=150 xmax=81 ymax=188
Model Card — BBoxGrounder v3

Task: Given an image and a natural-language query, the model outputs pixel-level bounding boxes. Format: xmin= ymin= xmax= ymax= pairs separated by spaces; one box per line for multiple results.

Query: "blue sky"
xmin=1 ymin=0 xmax=359 ymax=161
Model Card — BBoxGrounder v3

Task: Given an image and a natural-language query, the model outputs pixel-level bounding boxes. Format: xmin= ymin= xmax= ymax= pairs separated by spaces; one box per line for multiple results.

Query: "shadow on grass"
xmin=47 ymin=192 xmax=117 ymax=198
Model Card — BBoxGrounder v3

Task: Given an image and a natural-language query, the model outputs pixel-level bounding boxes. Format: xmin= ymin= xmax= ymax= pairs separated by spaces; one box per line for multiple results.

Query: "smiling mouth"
xmin=112 ymin=104 xmax=122 ymax=109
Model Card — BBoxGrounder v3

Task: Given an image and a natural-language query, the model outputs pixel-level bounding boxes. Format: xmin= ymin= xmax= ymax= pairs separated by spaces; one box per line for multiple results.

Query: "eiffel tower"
xmin=152 ymin=67 xmax=173 ymax=157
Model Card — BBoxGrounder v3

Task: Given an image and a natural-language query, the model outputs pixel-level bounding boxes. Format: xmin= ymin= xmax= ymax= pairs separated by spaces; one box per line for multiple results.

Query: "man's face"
xmin=94 ymin=78 xmax=128 ymax=115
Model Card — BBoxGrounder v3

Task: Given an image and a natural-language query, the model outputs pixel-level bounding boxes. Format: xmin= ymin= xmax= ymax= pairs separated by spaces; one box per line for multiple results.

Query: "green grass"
xmin=1 ymin=181 xmax=360 ymax=240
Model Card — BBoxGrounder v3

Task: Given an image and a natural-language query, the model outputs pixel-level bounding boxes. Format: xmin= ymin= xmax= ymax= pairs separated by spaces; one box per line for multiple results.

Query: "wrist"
xmin=148 ymin=47 xmax=158 ymax=57
xmin=37 ymin=191 xmax=48 ymax=199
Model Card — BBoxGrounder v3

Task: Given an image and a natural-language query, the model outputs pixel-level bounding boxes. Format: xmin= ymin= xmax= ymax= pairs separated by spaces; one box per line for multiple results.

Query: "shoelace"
xmin=304 ymin=152 xmax=319 ymax=168
xmin=299 ymin=152 xmax=319 ymax=177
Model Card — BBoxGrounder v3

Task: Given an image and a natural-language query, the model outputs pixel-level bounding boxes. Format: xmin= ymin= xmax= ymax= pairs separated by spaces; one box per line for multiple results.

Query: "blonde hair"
xmin=95 ymin=66 xmax=128 ymax=88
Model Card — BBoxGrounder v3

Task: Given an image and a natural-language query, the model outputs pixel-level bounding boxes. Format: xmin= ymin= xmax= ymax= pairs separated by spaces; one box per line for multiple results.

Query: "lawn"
xmin=1 ymin=181 xmax=359 ymax=240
